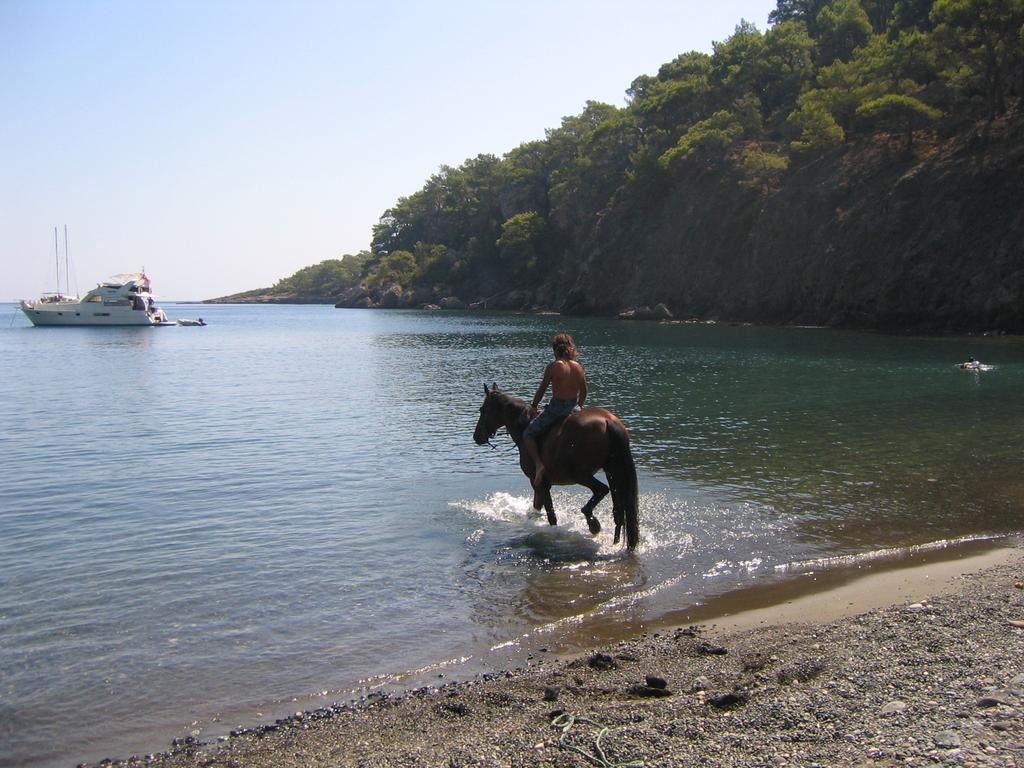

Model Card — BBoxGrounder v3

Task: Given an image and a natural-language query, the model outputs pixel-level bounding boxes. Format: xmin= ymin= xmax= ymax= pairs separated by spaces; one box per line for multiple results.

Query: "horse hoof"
xmin=613 ymin=524 xmax=622 ymax=545
xmin=546 ymin=512 xmax=558 ymax=526
xmin=587 ymin=516 xmax=601 ymax=535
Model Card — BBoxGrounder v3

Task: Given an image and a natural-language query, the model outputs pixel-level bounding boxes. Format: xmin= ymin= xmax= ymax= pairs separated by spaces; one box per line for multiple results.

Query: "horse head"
xmin=473 ymin=383 xmax=503 ymax=445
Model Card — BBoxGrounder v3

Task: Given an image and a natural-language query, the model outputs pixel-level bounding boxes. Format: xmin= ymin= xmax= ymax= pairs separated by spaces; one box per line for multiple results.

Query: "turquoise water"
xmin=1 ymin=304 xmax=1022 ymax=767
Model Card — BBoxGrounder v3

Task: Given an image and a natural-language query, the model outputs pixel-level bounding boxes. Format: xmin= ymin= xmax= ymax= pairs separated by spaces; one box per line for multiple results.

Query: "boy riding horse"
xmin=523 ymin=333 xmax=588 ymax=487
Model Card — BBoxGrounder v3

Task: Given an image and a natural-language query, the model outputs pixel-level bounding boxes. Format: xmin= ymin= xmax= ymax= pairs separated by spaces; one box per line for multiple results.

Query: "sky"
xmin=1 ymin=0 xmax=779 ymax=301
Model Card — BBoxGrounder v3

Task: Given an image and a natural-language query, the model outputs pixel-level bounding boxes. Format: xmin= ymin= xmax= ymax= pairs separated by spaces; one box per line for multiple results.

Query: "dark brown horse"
xmin=473 ymin=384 xmax=640 ymax=550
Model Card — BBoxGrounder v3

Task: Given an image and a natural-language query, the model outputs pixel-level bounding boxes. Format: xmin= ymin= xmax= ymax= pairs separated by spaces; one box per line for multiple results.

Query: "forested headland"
xmin=212 ymin=0 xmax=1024 ymax=333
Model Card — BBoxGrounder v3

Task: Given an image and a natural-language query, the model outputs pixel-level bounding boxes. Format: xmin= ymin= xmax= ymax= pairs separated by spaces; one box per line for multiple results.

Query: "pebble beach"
xmin=86 ymin=546 xmax=1024 ymax=768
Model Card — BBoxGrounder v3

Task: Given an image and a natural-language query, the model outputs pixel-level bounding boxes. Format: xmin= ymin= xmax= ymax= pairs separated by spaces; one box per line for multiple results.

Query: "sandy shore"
xmin=92 ymin=546 xmax=1023 ymax=768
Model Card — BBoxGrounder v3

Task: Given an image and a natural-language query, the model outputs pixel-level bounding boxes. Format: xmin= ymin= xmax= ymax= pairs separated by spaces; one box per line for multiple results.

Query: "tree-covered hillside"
xmin=217 ymin=0 xmax=1024 ymax=332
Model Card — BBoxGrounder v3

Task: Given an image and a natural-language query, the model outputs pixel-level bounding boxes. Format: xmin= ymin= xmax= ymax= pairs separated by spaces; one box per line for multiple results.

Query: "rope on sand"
xmin=550 ymin=712 xmax=644 ymax=767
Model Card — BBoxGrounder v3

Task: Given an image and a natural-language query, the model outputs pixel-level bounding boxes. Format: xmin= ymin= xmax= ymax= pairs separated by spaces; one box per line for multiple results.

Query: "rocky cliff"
xmin=564 ymin=112 xmax=1024 ymax=334
xmin=211 ymin=114 xmax=1023 ymax=335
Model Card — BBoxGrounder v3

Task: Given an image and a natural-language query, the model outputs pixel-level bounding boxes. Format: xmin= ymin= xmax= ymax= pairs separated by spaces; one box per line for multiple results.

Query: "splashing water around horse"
xmin=473 ymin=384 xmax=640 ymax=550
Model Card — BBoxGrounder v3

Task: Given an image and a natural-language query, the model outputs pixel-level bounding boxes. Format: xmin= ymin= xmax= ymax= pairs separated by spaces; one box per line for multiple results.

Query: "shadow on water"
xmin=511 ymin=526 xmax=604 ymax=562
xmin=455 ymin=490 xmax=650 ymax=639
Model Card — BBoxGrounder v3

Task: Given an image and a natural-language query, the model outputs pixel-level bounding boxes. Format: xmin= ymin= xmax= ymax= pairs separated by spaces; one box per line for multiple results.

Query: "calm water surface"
xmin=1 ymin=304 xmax=1022 ymax=767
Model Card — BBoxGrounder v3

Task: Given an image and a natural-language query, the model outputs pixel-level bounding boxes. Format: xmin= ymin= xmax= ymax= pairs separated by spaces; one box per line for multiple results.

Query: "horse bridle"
xmin=481 ymin=392 xmax=516 ymax=450
xmin=483 ymin=403 xmax=502 ymax=449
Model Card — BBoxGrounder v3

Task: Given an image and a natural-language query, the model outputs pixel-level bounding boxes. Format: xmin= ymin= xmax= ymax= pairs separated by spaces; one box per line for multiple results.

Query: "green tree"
xmin=501 ymin=140 xmax=553 ymax=219
xmin=790 ymin=23 xmax=937 ymax=143
xmin=885 ymin=29 xmax=941 ymax=84
xmin=411 ymin=242 xmax=450 ymax=284
xmin=627 ymin=52 xmax=713 ymax=138
xmin=930 ymin=0 xmax=1024 ymax=117
xmin=817 ymin=0 xmax=874 ymax=64
xmin=737 ymin=145 xmax=791 ymax=191
xmin=496 ymin=211 xmax=547 ymax=279
xmin=799 ymin=62 xmax=867 ymax=133
xmin=761 ymin=21 xmax=818 ymax=124
xmin=860 ymin=0 xmax=900 ymax=32
xmin=365 ymin=250 xmax=416 ymax=288
xmin=788 ymin=93 xmax=847 ymax=148
xmin=271 ymin=254 xmax=370 ymax=297
xmin=855 ymin=93 xmax=942 ymax=148
xmin=659 ymin=95 xmax=762 ymax=168
xmin=770 ymin=0 xmax=830 ymax=34
xmin=710 ymin=20 xmax=768 ymax=106
xmin=891 ymin=0 xmax=937 ymax=32
xmin=547 ymin=102 xmax=633 ymax=235
xmin=369 ymin=154 xmax=505 ymax=285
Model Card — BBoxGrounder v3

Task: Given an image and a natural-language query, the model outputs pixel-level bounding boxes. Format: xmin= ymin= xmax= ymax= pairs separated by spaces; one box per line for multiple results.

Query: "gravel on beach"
xmin=90 ymin=556 xmax=1023 ymax=768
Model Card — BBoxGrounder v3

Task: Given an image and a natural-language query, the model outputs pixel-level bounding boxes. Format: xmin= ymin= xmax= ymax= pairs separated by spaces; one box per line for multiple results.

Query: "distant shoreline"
xmin=190 ymin=299 xmax=1022 ymax=337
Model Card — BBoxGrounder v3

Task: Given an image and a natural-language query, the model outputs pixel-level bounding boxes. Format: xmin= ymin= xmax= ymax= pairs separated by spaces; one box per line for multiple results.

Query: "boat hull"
xmin=20 ymin=302 xmax=160 ymax=326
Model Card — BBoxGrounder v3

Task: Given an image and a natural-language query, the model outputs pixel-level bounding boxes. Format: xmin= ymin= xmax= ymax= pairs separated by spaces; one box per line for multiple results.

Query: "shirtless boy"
xmin=523 ymin=332 xmax=588 ymax=487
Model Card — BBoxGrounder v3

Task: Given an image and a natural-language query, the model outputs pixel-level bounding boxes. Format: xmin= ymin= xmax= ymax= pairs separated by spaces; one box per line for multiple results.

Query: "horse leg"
xmin=609 ymin=484 xmax=624 ymax=544
xmin=542 ymin=487 xmax=557 ymax=526
xmin=532 ymin=486 xmax=544 ymax=511
xmin=578 ymin=475 xmax=608 ymax=535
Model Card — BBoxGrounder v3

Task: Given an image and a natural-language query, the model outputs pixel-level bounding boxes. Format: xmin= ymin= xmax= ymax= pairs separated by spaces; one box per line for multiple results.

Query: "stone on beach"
xmin=690 ymin=675 xmax=712 ymax=693
xmin=977 ymin=692 xmax=1016 ymax=708
xmin=881 ymin=700 xmax=908 ymax=715
xmin=586 ymin=653 xmax=618 ymax=670
xmin=933 ymin=730 xmax=961 ymax=749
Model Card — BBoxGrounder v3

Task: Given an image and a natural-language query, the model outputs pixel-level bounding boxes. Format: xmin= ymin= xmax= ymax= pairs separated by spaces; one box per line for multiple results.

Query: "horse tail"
xmin=605 ymin=420 xmax=640 ymax=551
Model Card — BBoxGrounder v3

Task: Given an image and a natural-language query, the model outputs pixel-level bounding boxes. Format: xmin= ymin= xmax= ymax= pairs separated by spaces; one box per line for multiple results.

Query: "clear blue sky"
xmin=1 ymin=0 xmax=778 ymax=300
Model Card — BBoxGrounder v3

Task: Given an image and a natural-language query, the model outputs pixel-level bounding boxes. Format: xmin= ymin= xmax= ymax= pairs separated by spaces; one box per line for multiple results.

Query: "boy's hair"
xmin=551 ymin=332 xmax=578 ymax=360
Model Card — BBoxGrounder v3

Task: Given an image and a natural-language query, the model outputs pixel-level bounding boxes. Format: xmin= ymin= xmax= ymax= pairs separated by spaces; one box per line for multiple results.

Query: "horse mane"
xmin=494 ymin=389 xmax=528 ymax=410
xmin=492 ymin=389 xmax=531 ymax=433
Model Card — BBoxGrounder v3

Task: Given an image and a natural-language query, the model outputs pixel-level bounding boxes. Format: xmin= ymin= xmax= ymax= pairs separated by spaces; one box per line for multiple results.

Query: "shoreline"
xmin=91 ymin=543 xmax=1023 ymax=767
xmin=187 ymin=301 xmax=1024 ymax=337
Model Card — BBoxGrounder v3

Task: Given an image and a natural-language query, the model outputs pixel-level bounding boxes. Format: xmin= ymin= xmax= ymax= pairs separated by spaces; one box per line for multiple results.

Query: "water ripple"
xmin=1 ymin=305 xmax=1023 ymax=767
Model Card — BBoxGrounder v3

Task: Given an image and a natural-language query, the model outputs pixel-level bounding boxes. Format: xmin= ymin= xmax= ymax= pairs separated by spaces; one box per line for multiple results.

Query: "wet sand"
xmin=92 ymin=543 xmax=1024 ymax=767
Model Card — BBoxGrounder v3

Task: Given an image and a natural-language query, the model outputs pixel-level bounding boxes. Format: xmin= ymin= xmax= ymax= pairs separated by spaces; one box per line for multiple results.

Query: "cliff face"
xmin=211 ymin=115 xmax=1023 ymax=334
xmin=566 ymin=113 xmax=1024 ymax=334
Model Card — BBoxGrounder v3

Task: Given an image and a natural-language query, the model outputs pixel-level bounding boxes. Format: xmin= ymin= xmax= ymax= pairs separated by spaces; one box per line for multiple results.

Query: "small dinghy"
xmin=177 ymin=318 xmax=207 ymax=326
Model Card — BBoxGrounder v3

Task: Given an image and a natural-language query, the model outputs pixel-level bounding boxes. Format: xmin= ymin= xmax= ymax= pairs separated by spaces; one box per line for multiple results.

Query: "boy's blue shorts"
xmin=524 ymin=398 xmax=581 ymax=438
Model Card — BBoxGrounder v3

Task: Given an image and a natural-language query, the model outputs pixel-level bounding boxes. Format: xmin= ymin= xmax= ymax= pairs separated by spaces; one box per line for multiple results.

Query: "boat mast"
xmin=63 ymin=225 xmax=69 ymax=297
xmin=54 ymin=226 xmax=60 ymax=295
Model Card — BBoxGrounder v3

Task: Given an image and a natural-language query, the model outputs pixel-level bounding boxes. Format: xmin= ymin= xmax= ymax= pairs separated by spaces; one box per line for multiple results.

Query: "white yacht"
xmin=20 ymin=273 xmax=169 ymax=326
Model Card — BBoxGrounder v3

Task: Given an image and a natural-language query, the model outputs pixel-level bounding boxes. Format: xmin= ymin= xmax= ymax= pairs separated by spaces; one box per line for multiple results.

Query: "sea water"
xmin=1 ymin=303 xmax=1022 ymax=767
